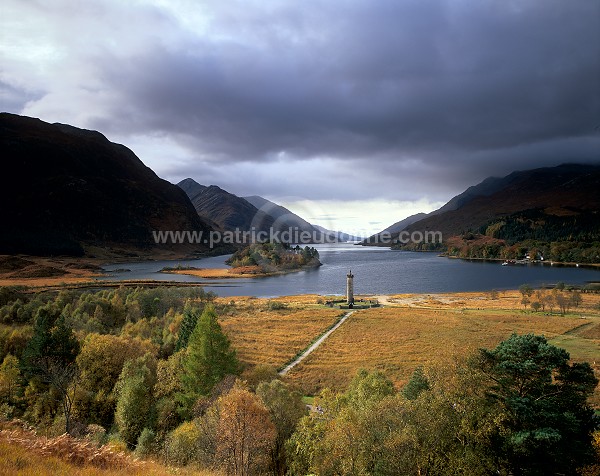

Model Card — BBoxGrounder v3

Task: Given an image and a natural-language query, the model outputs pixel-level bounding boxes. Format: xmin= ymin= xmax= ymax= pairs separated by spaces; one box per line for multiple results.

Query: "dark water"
xmin=99 ymin=244 xmax=600 ymax=298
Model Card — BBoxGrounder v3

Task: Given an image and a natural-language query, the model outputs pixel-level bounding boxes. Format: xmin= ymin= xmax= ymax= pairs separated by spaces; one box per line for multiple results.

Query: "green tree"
xmin=174 ymin=305 xmax=201 ymax=352
xmin=286 ymin=403 xmax=329 ymax=476
xmin=286 ymin=370 xmax=397 ymax=476
xmin=154 ymin=351 xmax=185 ymax=436
xmin=519 ymin=284 xmax=534 ymax=298
xmin=0 ymin=354 xmax=21 ymax=404
xmin=74 ymin=333 xmax=156 ymax=428
xmin=178 ymin=306 xmax=240 ymax=412
xmin=344 ymin=368 xmax=395 ymax=409
xmin=257 ymin=379 xmax=306 ymax=475
xmin=476 ymin=333 xmax=598 ymax=475
xmin=20 ymin=305 xmax=80 ymax=434
xmin=402 ymin=366 xmax=430 ymax=400
xmin=114 ymin=354 xmax=156 ymax=448
xmin=530 ymin=301 xmax=542 ymax=313
xmin=21 ymin=305 xmax=79 ymax=379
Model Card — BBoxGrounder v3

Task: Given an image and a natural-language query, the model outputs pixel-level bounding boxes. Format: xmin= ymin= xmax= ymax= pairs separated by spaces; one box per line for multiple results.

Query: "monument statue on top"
xmin=346 ymin=270 xmax=354 ymax=305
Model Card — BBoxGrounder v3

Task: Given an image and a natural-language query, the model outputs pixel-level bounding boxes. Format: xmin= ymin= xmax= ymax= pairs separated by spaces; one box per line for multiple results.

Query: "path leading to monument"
xmin=279 ymin=310 xmax=356 ymax=376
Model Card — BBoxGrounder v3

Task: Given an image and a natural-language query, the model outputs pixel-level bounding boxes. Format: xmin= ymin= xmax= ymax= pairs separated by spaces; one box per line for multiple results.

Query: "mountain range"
xmin=3 ymin=113 xmax=597 ymax=262
xmin=177 ymin=178 xmax=361 ymax=242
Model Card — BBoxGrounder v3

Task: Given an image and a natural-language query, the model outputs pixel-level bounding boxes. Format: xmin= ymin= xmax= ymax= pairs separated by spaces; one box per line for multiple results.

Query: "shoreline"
xmin=445 ymin=255 xmax=600 ymax=269
xmin=160 ymin=263 xmax=322 ymax=279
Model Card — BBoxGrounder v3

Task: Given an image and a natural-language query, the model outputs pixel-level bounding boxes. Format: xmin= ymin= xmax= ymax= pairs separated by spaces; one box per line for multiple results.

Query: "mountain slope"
xmin=0 ymin=113 xmax=212 ymax=257
xmin=363 ymin=212 xmax=427 ymax=243
xmin=178 ymin=178 xmax=207 ymax=200
xmin=381 ymin=213 xmax=428 ymax=234
xmin=245 ymin=196 xmax=365 ymax=241
xmin=311 ymin=225 xmax=363 ymax=242
xmin=178 ymin=180 xmax=275 ymax=232
xmin=403 ymin=164 xmax=600 ymax=239
xmin=243 ymin=195 xmax=320 ymax=235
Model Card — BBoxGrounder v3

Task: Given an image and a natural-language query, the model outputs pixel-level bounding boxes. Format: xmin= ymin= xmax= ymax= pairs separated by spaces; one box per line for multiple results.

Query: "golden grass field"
xmin=256 ymin=291 xmax=600 ymax=406
xmin=215 ymin=295 xmax=345 ymax=370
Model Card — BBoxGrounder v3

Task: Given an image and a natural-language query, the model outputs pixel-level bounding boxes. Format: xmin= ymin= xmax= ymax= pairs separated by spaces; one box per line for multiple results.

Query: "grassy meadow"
xmin=272 ymin=291 xmax=600 ymax=405
xmin=215 ymin=295 xmax=345 ymax=369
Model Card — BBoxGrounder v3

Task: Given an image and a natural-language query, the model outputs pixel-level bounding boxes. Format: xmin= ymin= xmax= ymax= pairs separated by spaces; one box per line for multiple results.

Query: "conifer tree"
xmin=178 ymin=306 xmax=240 ymax=411
xmin=21 ymin=305 xmax=79 ymax=378
xmin=20 ymin=304 xmax=80 ymax=433
xmin=175 ymin=305 xmax=200 ymax=352
xmin=402 ymin=365 xmax=430 ymax=400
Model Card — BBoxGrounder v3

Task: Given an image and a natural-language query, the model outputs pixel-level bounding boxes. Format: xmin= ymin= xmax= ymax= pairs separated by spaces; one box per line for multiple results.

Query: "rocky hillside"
xmin=370 ymin=163 xmax=600 ymax=262
xmin=0 ymin=113 xmax=213 ymax=257
xmin=244 ymin=195 xmax=326 ymax=237
xmin=402 ymin=164 xmax=600 ymax=239
xmin=178 ymin=179 xmax=275 ymax=232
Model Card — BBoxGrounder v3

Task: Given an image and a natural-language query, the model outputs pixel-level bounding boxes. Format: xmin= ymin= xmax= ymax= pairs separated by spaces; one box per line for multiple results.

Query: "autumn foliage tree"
xmin=20 ymin=305 xmax=80 ymax=433
xmin=74 ymin=333 xmax=156 ymax=428
xmin=217 ymin=384 xmax=276 ymax=476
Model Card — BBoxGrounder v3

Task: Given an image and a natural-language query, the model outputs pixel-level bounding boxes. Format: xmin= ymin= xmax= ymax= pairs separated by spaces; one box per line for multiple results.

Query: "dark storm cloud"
xmin=3 ymin=0 xmax=599 ymax=202
xmin=104 ymin=1 xmax=599 ymax=175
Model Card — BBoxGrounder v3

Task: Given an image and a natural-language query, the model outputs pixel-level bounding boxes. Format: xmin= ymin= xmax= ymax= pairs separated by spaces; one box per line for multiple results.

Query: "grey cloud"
xmin=2 ymin=0 xmax=599 ymax=204
xmin=0 ymin=81 xmax=41 ymax=113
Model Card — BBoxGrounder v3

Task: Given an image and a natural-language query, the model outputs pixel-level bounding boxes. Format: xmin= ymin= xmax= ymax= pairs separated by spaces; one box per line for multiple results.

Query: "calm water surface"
xmin=99 ymin=244 xmax=600 ymax=298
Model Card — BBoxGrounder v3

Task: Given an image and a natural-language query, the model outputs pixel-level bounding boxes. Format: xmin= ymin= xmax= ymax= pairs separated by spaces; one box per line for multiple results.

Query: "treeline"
xmin=0 ymin=286 xmax=599 ymax=475
xmin=226 ymin=242 xmax=321 ymax=271
xmin=446 ymin=237 xmax=600 ymax=264
xmin=0 ymin=284 xmax=305 ymax=474
xmin=444 ymin=208 xmax=600 ymax=263
xmin=514 ymin=283 xmax=590 ymax=314
xmin=481 ymin=208 xmax=600 ymax=244
xmin=0 ymin=286 xmax=218 ymax=435
xmin=392 ymin=208 xmax=600 ymax=263
xmin=392 ymin=241 xmax=445 ymax=252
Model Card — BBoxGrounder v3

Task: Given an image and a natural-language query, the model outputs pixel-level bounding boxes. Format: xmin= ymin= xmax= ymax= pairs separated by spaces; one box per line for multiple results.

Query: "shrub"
xmin=266 ymin=300 xmax=287 ymax=311
xmin=135 ymin=428 xmax=156 ymax=457
xmin=164 ymin=420 xmax=201 ymax=465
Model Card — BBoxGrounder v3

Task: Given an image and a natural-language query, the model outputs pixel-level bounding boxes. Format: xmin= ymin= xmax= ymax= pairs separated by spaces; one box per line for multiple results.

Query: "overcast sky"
xmin=2 ymin=0 xmax=599 ymax=234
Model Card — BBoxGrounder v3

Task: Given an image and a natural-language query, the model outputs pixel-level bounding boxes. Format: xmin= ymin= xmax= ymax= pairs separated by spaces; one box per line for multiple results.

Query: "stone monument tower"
xmin=346 ymin=270 xmax=354 ymax=305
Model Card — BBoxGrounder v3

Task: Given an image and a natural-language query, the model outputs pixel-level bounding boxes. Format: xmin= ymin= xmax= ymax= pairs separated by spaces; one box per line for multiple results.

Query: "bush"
xmin=164 ymin=421 xmax=201 ymax=465
xmin=266 ymin=300 xmax=287 ymax=311
xmin=105 ymin=433 xmax=128 ymax=454
xmin=84 ymin=424 xmax=106 ymax=446
xmin=135 ymin=428 xmax=156 ymax=457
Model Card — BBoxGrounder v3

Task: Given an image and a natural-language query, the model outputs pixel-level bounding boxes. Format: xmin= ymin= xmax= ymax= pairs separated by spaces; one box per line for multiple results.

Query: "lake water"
xmin=99 ymin=244 xmax=600 ymax=298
